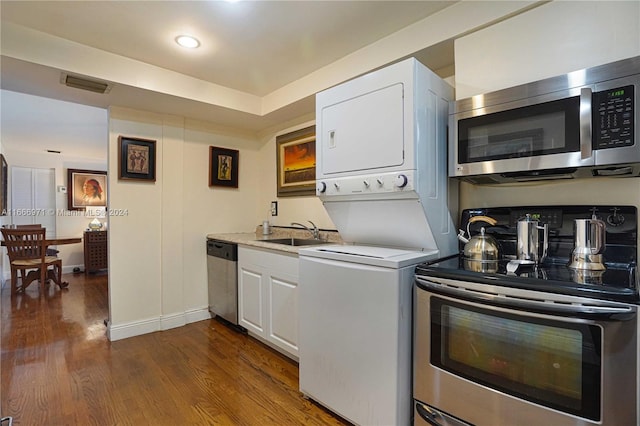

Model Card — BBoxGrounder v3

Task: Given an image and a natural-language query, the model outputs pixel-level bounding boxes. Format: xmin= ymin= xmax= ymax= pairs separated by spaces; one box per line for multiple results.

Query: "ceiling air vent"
xmin=61 ymin=73 xmax=112 ymax=94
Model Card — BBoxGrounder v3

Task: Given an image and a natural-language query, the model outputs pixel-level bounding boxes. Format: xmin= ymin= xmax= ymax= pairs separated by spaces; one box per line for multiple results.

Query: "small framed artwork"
xmin=276 ymin=125 xmax=316 ymax=197
xmin=67 ymin=169 xmax=107 ymax=210
xmin=118 ymin=136 xmax=156 ymax=182
xmin=0 ymin=154 xmax=7 ymax=215
xmin=209 ymin=146 xmax=239 ymax=188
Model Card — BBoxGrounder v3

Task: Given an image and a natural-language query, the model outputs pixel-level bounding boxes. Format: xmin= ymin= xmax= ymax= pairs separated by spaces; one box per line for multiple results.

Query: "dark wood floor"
xmin=1 ymin=273 xmax=349 ymax=425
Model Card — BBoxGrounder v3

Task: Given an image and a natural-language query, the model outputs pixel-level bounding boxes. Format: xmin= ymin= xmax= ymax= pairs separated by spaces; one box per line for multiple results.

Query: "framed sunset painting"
xmin=276 ymin=125 xmax=316 ymax=197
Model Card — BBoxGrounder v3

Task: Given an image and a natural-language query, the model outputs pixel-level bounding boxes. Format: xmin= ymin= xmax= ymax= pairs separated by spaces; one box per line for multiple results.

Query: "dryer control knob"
xmin=363 ymin=180 xmax=370 ymax=188
xmin=317 ymin=181 xmax=327 ymax=193
xmin=376 ymin=178 xmax=384 ymax=186
xmin=333 ymin=182 xmax=340 ymax=190
xmin=395 ymin=174 xmax=408 ymax=188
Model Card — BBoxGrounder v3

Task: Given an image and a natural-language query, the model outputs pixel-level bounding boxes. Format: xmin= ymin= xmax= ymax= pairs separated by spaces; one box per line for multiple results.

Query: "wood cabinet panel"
xmin=84 ymin=230 xmax=108 ymax=273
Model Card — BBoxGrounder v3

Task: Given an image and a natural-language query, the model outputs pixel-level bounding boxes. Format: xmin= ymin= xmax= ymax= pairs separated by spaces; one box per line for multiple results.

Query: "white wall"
xmin=454 ymin=0 xmax=640 ymax=219
xmin=454 ymin=1 xmax=640 ymax=99
xmin=106 ymin=106 xmax=338 ymax=340
xmin=108 ymin=109 xmax=170 ymax=338
xmin=181 ymin=120 xmax=263 ymax=314
xmin=107 ymin=107 xmax=287 ymax=339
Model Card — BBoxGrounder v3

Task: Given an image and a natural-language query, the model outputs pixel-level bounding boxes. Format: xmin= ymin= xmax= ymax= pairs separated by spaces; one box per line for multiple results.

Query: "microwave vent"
xmin=592 ymin=166 xmax=636 ymax=177
xmin=501 ymin=168 xmax=578 ymax=182
xmin=61 ymin=73 xmax=112 ymax=94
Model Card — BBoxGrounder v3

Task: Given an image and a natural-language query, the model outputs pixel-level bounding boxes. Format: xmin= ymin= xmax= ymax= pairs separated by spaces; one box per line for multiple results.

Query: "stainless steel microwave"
xmin=450 ymin=56 xmax=640 ymax=183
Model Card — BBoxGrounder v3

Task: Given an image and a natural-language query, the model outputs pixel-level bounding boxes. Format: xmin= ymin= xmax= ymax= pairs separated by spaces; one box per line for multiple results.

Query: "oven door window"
xmin=430 ymin=297 xmax=601 ymax=421
xmin=458 ymin=96 xmax=581 ymax=164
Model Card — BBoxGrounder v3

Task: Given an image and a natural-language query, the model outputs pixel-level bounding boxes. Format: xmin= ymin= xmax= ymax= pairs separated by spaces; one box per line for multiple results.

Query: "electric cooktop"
xmin=415 ymin=205 xmax=639 ymax=304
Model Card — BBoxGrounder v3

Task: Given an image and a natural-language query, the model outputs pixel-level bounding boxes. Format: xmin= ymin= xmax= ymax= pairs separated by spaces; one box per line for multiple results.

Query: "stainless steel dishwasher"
xmin=207 ymin=239 xmax=239 ymax=326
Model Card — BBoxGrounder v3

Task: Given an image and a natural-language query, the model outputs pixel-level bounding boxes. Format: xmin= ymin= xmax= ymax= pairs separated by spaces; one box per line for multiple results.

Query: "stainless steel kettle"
xmin=516 ymin=214 xmax=548 ymax=263
xmin=569 ymin=215 xmax=606 ymax=270
xmin=458 ymin=216 xmax=500 ymax=273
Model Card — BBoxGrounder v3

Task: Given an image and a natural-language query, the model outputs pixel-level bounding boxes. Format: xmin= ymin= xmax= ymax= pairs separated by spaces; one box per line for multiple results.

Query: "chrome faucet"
xmin=291 ymin=221 xmax=320 ymax=240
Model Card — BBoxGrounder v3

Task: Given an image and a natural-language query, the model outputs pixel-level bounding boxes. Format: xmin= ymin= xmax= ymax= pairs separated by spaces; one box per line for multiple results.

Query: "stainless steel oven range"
xmin=413 ymin=205 xmax=639 ymax=426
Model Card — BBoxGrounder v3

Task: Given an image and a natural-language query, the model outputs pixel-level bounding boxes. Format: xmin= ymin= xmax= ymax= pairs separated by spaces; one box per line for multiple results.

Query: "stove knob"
xmin=395 ymin=174 xmax=408 ymax=188
xmin=607 ymin=212 xmax=625 ymax=227
xmin=317 ymin=181 xmax=327 ymax=194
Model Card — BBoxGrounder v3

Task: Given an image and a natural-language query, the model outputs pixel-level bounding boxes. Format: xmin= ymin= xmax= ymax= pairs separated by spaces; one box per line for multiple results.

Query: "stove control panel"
xmin=509 ymin=209 xmax=564 ymax=229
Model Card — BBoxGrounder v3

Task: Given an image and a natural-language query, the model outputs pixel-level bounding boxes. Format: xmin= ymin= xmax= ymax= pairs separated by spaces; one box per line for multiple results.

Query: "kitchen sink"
xmin=260 ymin=238 xmax=327 ymax=246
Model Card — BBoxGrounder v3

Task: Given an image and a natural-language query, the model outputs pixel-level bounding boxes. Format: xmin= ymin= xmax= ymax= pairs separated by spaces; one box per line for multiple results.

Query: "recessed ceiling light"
xmin=175 ymin=35 xmax=200 ymax=49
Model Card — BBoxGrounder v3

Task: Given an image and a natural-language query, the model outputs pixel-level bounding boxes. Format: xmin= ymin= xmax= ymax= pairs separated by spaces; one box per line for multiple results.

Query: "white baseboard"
xmin=160 ymin=312 xmax=186 ymax=330
xmin=107 ymin=307 xmax=212 ymax=341
xmin=186 ymin=307 xmax=213 ymax=323
xmin=107 ymin=316 xmax=160 ymax=341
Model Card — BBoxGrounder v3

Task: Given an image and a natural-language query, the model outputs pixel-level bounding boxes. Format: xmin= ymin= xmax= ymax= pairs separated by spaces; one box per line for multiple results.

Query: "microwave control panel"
xmin=593 ymin=85 xmax=634 ymax=149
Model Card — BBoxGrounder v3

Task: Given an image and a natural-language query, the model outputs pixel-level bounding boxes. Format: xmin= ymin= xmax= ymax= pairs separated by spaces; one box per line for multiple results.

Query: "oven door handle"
xmin=416 ymin=402 xmax=443 ymax=426
xmin=417 ymin=278 xmax=637 ymax=320
xmin=415 ymin=402 xmax=471 ymax=426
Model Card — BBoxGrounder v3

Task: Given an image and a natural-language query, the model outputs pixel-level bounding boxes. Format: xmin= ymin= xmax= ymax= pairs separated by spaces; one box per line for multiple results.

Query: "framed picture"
xmin=276 ymin=125 xmax=316 ymax=197
xmin=209 ymin=146 xmax=239 ymax=188
xmin=0 ymin=154 xmax=7 ymax=215
xmin=67 ymin=169 xmax=107 ymax=210
xmin=118 ymin=136 xmax=156 ymax=181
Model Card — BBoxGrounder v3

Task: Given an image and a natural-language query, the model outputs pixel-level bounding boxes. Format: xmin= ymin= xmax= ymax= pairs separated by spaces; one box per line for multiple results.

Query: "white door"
xmin=319 ymin=83 xmax=405 ymax=175
xmin=298 ymin=254 xmax=413 ymax=426
xmin=268 ymin=271 xmax=298 ymax=354
xmin=10 ymin=167 xmax=56 ymax=237
xmin=238 ymin=265 xmax=265 ymax=335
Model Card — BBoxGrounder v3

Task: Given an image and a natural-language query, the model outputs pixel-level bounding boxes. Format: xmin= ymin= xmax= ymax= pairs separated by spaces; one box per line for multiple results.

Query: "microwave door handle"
xmin=579 ymin=87 xmax=593 ymax=160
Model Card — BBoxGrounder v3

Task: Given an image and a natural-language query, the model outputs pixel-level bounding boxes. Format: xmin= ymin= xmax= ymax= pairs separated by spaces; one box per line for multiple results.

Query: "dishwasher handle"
xmin=207 ymin=239 xmax=237 ymax=261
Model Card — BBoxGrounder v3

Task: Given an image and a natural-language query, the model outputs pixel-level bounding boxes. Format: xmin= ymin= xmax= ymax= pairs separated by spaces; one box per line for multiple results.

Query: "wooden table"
xmin=1 ymin=237 xmax=82 ymax=246
xmin=2 ymin=236 xmax=82 ymax=289
xmin=44 ymin=237 xmax=82 ymax=246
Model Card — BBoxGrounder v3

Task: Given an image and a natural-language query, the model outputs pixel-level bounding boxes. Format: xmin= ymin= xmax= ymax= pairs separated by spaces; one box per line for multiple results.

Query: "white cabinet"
xmin=238 ymin=246 xmax=299 ymax=359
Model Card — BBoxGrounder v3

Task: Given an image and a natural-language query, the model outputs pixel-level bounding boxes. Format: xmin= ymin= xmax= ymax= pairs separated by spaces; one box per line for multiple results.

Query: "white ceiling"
xmin=4 ymin=1 xmax=530 ymax=158
xmin=1 ymin=1 xmax=455 ymax=97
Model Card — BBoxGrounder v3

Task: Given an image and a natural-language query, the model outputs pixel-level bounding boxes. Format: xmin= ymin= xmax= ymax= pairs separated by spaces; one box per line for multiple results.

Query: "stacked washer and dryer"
xmin=298 ymin=58 xmax=456 ymax=425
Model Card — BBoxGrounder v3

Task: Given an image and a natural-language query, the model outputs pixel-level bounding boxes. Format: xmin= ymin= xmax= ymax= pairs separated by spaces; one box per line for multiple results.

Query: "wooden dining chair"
xmin=1 ymin=228 xmax=63 ymax=295
xmin=14 ymin=224 xmax=59 ymax=256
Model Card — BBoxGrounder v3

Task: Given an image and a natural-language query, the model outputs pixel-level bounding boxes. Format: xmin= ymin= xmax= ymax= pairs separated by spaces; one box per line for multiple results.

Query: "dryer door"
xmin=319 ymin=83 xmax=405 ymax=175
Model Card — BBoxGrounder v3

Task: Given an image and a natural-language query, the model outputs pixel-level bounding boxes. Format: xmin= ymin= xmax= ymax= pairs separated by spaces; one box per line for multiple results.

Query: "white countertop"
xmin=207 ymin=226 xmax=343 ymax=255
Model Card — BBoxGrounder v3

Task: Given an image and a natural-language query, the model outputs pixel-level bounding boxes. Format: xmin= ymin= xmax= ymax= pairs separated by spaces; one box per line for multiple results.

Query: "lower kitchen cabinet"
xmin=237 ymin=246 xmax=299 ymax=359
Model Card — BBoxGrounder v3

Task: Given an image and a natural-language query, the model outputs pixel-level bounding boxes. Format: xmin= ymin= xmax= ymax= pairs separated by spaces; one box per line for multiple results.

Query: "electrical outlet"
xmin=270 ymin=201 xmax=278 ymax=216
